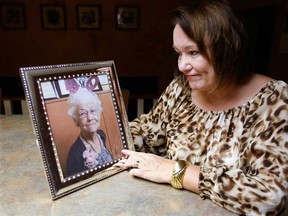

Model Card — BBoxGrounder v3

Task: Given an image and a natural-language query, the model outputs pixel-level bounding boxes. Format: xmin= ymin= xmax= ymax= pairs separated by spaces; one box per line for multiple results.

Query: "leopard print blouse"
xmin=129 ymin=75 xmax=288 ymax=215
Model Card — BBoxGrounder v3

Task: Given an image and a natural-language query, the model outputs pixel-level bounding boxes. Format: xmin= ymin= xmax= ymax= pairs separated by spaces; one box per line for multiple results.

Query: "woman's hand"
xmin=114 ymin=149 xmax=200 ymax=193
xmin=114 ymin=149 xmax=176 ymax=184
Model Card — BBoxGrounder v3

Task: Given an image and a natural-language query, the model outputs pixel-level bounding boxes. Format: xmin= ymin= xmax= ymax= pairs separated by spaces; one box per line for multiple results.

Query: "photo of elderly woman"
xmin=66 ymin=88 xmax=113 ymax=176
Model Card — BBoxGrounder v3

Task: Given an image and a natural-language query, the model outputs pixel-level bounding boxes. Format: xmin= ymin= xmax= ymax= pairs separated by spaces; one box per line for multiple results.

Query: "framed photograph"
xmin=77 ymin=5 xmax=101 ymax=29
xmin=116 ymin=5 xmax=139 ymax=30
xmin=20 ymin=61 xmax=134 ymax=200
xmin=40 ymin=4 xmax=66 ymax=30
xmin=0 ymin=3 xmax=26 ymax=29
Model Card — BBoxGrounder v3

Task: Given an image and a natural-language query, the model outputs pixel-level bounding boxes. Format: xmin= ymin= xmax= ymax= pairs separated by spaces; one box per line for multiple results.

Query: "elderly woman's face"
xmin=75 ymin=102 xmax=101 ymax=133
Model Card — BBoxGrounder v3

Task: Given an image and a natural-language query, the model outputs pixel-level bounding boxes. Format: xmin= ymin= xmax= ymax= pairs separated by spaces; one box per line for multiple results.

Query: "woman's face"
xmin=75 ymin=102 xmax=101 ymax=134
xmin=173 ymin=24 xmax=216 ymax=92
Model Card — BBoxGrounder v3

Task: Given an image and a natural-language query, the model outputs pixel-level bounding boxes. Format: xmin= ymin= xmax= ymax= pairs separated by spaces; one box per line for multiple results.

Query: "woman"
xmin=116 ymin=0 xmax=288 ymax=215
xmin=66 ymin=88 xmax=113 ymax=176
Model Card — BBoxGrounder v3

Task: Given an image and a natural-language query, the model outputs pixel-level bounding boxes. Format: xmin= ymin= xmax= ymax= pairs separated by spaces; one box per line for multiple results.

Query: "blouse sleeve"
xmin=198 ymin=82 xmax=288 ymax=215
xmin=129 ymin=76 xmax=188 ymax=156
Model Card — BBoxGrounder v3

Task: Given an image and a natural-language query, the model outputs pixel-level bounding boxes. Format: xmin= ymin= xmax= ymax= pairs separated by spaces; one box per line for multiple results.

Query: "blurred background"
xmin=0 ymin=0 xmax=287 ymax=119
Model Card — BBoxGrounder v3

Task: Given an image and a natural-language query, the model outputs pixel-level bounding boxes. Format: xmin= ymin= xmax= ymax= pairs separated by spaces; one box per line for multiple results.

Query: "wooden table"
xmin=0 ymin=115 xmax=256 ymax=215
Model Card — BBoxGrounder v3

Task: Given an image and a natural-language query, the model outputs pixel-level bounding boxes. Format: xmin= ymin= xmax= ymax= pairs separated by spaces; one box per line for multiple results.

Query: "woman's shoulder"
xmin=68 ymin=136 xmax=85 ymax=153
xmin=247 ymin=74 xmax=287 ymax=108
xmin=163 ymin=74 xmax=191 ymax=98
xmin=251 ymin=74 xmax=287 ymax=95
xmin=246 ymin=74 xmax=286 ymax=95
xmin=152 ymin=75 xmax=191 ymax=114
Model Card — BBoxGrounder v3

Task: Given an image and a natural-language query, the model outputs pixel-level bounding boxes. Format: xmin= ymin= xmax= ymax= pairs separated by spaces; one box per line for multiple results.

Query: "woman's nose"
xmin=86 ymin=112 xmax=93 ymax=120
xmin=178 ymin=56 xmax=192 ymax=73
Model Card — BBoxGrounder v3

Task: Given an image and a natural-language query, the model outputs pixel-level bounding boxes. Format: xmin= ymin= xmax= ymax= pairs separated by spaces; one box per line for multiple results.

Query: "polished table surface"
xmin=0 ymin=115 xmax=248 ymax=215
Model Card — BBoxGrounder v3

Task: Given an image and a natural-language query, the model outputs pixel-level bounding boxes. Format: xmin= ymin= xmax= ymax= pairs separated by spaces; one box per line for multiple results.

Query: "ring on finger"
xmin=135 ymin=160 xmax=140 ymax=168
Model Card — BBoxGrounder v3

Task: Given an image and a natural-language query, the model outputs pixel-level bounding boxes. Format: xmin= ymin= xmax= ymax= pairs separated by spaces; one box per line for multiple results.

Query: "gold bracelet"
xmin=171 ymin=160 xmax=188 ymax=189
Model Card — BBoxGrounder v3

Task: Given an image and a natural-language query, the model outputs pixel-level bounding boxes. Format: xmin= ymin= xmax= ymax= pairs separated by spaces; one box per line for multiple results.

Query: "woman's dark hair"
xmin=172 ymin=0 xmax=252 ymax=89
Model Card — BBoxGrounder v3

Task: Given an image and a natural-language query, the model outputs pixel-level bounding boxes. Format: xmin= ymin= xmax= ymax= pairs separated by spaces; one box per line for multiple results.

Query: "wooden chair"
xmin=1 ymin=96 xmax=29 ymax=115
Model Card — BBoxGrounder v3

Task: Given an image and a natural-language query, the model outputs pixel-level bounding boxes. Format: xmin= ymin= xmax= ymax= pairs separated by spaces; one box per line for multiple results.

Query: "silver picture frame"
xmin=20 ymin=60 xmax=133 ymax=200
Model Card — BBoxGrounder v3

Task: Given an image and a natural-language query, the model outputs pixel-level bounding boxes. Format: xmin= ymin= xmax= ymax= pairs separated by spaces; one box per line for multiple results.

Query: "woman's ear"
xmin=73 ymin=117 xmax=79 ymax=127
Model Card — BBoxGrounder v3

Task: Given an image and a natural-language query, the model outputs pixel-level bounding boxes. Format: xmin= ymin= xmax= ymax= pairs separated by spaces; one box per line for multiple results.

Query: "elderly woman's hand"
xmin=115 ymin=149 xmax=176 ymax=184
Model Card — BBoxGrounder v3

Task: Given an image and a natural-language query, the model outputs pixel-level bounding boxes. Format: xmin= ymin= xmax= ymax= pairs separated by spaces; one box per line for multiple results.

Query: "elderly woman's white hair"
xmin=67 ymin=88 xmax=103 ymax=119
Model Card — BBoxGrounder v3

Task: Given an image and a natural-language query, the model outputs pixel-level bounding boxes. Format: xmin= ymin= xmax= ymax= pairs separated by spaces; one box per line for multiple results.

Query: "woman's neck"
xmin=81 ymin=131 xmax=97 ymax=143
xmin=81 ymin=131 xmax=102 ymax=153
xmin=192 ymin=85 xmax=240 ymax=111
xmin=191 ymin=73 xmax=272 ymax=111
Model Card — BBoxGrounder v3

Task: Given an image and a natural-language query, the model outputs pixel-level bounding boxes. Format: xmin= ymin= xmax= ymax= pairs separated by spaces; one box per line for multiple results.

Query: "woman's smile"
xmin=185 ymin=74 xmax=202 ymax=81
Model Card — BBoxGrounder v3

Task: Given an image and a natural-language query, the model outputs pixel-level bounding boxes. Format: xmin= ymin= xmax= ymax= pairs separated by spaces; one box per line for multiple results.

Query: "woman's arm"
xmin=129 ymin=76 xmax=189 ymax=155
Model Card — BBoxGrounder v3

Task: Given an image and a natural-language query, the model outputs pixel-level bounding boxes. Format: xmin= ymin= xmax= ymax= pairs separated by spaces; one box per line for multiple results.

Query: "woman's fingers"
xmin=129 ymin=168 xmax=144 ymax=179
xmin=115 ymin=149 xmax=174 ymax=184
xmin=131 ymin=153 xmax=175 ymax=183
xmin=121 ymin=149 xmax=136 ymax=157
xmin=113 ymin=155 xmax=139 ymax=169
xmin=112 ymin=158 xmax=128 ymax=169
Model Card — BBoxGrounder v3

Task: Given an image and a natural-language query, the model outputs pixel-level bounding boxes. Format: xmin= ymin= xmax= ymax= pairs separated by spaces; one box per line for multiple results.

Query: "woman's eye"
xmin=190 ymin=51 xmax=199 ymax=56
xmin=90 ymin=109 xmax=97 ymax=114
xmin=79 ymin=111 xmax=87 ymax=117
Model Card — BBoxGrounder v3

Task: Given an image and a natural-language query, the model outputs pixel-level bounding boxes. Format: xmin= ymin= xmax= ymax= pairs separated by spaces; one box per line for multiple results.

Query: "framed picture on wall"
xmin=20 ymin=61 xmax=134 ymax=200
xmin=0 ymin=2 xmax=26 ymax=29
xmin=40 ymin=4 xmax=66 ymax=30
xmin=77 ymin=5 xmax=101 ymax=29
xmin=115 ymin=5 xmax=139 ymax=30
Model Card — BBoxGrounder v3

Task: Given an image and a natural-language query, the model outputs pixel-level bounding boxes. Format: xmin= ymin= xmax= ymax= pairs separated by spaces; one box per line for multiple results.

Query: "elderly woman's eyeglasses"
xmin=78 ymin=108 xmax=99 ymax=119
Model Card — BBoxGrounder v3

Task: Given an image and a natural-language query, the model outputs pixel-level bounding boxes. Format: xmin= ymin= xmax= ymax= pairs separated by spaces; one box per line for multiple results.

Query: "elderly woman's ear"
xmin=73 ymin=117 xmax=79 ymax=127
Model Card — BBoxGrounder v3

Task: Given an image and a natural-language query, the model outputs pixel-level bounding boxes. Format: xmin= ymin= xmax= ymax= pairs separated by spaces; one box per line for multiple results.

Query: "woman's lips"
xmin=186 ymin=74 xmax=201 ymax=81
xmin=86 ymin=120 xmax=99 ymax=126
